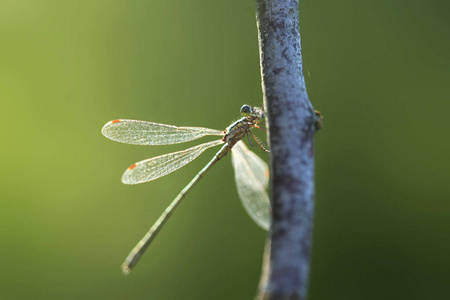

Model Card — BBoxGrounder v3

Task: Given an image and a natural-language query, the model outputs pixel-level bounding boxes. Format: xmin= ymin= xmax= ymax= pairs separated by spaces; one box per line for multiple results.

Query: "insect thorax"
xmin=223 ymin=117 xmax=256 ymax=146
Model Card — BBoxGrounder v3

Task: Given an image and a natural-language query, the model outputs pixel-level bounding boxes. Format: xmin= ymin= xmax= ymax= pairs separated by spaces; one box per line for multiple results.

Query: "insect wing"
xmin=122 ymin=139 xmax=224 ymax=184
xmin=102 ymin=119 xmax=223 ymax=145
xmin=231 ymin=141 xmax=271 ymax=230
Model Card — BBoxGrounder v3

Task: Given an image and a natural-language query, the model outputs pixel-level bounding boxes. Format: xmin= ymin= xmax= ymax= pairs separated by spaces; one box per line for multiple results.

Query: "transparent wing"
xmin=102 ymin=119 xmax=223 ymax=145
xmin=231 ymin=141 xmax=271 ymax=230
xmin=122 ymin=139 xmax=224 ymax=185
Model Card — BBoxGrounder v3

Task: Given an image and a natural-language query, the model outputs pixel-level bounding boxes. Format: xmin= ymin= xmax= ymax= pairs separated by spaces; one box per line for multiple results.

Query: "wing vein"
xmin=231 ymin=141 xmax=271 ymax=230
xmin=102 ymin=119 xmax=223 ymax=145
xmin=122 ymin=139 xmax=224 ymax=184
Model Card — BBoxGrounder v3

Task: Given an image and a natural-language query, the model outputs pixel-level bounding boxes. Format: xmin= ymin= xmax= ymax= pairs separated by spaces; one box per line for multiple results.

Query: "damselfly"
xmin=102 ymin=105 xmax=271 ymax=274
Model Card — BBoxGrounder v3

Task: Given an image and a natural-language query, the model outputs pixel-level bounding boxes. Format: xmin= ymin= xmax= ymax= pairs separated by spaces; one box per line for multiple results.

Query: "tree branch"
xmin=255 ymin=1 xmax=316 ymax=299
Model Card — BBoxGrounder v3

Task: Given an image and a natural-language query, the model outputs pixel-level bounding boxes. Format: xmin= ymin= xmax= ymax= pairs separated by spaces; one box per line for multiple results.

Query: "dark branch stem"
xmin=255 ymin=1 xmax=316 ymax=299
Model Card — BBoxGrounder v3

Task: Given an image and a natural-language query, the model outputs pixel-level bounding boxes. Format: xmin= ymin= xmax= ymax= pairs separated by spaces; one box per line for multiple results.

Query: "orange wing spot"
xmin=128 ymin=163 xmax=137 ymax=170
xmin=111 ymin=119 xmax=121 ymax=124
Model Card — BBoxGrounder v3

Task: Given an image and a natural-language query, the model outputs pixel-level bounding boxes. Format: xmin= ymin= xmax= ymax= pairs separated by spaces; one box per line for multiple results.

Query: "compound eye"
xmin=240 ymin=105 xmax=252 ymax=117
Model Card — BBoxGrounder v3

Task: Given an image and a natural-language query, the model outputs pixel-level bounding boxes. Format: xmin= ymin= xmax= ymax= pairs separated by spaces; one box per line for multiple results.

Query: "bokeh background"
xmin=1 ymin=1 xmax=449 ymax=299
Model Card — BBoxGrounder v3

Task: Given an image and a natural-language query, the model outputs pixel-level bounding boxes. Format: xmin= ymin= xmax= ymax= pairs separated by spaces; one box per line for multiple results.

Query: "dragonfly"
xmin=102 ymin=104 xmax=271 ymax=275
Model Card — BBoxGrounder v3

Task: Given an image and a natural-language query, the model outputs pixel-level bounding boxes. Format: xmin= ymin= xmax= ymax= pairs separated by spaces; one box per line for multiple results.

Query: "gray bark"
xmin=255 ymin=1 xmax=317 ymax=299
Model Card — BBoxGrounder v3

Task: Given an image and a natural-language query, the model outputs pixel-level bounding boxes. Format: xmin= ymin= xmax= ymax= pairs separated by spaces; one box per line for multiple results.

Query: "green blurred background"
xmin=1 ymin=1 xmax=449 ymax=299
